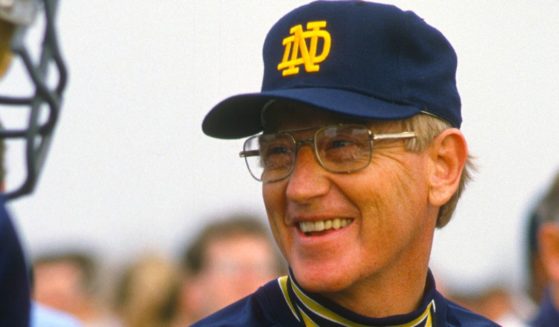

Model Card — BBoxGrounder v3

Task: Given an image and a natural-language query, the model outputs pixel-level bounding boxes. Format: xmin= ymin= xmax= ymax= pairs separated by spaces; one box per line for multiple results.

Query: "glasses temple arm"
xmin=239 ymin=150 xmax=260 ymax=158
xmin=372 ymin=131 xmax=416 ymax=141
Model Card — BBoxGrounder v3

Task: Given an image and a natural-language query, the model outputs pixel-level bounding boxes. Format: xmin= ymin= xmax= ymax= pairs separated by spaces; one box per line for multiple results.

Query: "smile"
xmin=298 ymin=218 xmax=352 ymax=234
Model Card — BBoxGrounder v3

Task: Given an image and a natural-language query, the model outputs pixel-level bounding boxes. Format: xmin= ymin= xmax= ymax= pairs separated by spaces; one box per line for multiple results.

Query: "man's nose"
xmin=285 ymin=146 xmax=330 ymax=203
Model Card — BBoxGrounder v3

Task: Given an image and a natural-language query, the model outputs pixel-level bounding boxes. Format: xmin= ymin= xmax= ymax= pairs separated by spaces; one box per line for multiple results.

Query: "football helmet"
xmin=0 ymin=0 xmax=67 ymax=199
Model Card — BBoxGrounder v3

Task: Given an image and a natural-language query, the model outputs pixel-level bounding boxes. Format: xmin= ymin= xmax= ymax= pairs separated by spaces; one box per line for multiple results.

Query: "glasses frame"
xmin=239 ymin=124 xmax=416 ymax=183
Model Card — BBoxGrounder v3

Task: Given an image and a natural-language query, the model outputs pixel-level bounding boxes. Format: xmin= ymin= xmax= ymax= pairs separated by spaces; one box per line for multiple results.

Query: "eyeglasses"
xmin=239 ymin=124 xmax=416 ymax=183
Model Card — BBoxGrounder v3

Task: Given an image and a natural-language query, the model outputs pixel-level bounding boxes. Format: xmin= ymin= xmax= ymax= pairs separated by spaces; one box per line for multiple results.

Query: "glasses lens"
xmin=243 ymin=133 xmax=295 ymax=182
xmin=316 ymin=125 xmax=371 ymax=173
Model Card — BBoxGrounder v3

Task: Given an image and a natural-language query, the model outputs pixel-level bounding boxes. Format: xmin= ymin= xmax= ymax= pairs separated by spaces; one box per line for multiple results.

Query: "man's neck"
xmin=320 ymin=267 xmax=430 ymax=317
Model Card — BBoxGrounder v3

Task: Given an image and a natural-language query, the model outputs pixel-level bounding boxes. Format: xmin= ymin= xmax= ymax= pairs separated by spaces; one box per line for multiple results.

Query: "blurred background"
xmin=2 ymin=0 xmax=558 ymax=323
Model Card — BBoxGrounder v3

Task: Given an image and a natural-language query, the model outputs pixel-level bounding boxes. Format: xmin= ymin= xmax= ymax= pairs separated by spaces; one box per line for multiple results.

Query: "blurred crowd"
xmin=27 ymin=170 xmax=559 ymax=327
xmin=30 ymin=215 xmax=286 ymax=327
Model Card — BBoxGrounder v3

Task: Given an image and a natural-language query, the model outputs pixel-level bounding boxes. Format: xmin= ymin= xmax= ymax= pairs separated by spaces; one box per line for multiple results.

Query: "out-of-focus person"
xmin=530 ymin=171 xmax=559 ymax=326
xmin=113 ymin=253 xmax=180 ymax=327
xmin=446 ymin=284 xmax=527 ymax=327
xmin=176 ymin=215 xmax=284 ymax=324
xmin=527 ymin=205 xmax=549 ymax=307
xmin=33 ymin=250 xmax=119 ymax=327
xmin=0 ymin=0 xmax=68 ymax=325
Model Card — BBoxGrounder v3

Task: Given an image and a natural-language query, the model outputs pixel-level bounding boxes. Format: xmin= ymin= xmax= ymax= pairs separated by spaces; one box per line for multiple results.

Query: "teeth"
xmin=299 ymin=218 xmax=352 ymax=233
xmin=333 ymin=219 xmax=341 ymax=229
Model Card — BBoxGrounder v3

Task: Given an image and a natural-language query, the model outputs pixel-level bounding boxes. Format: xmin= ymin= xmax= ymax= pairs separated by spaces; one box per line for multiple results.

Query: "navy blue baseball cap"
xmin=202 ymin=0 xmax=461 ymax=139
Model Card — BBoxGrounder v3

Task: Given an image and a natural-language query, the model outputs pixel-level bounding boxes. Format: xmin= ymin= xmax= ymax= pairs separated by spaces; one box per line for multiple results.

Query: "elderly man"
xmin=197 ymin=1 xmax=497 ymax=326
xmin=0 ymin=0 xmax=67 ymax=325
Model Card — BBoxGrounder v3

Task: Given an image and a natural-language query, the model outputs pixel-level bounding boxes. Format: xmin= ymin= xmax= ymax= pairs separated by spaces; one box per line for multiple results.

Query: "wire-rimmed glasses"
xmin=239 ymin=124 xmax=416 ymax=183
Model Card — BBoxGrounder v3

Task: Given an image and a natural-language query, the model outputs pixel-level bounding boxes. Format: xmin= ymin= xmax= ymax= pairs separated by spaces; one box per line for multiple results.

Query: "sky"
xmin=3 ymin=0 xmax=559 ymax=294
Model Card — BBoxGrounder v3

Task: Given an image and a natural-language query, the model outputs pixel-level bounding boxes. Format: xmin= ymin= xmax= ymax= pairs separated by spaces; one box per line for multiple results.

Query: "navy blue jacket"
xmin=193 ymin=272 xmax=498 ymax=326
xmin=0 ymin=196 xmax=31 ymax=327
xmin=531 ymin=289 xmax=559 ymax=327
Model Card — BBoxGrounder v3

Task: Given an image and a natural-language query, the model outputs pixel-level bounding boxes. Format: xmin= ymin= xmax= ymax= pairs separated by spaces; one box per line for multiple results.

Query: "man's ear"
xmin=539 ymin=223 xmax=559 ymax=282
xmin=427 ymin=128 xmax=468 ymax=207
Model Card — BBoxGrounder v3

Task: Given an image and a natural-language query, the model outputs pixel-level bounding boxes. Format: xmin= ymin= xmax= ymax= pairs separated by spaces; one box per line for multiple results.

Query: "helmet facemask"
xmin=0 ymin=0 xmax=67 ymax=200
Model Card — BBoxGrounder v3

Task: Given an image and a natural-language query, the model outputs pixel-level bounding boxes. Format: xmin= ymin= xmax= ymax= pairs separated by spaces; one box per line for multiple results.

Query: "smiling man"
xmin=197 ymin=1 xmax=498 ymax=326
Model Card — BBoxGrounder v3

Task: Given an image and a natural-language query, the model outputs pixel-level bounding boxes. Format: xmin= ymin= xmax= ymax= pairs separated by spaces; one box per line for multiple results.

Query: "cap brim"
xmin=202 ymin=88 xmax=421 ymax=139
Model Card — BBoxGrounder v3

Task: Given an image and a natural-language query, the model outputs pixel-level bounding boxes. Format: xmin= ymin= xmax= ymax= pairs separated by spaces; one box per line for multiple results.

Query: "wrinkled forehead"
xmin=261 ymin=100 xmax=406 ymax=134
xmin=261 ymin=100 xmax=365 ymax=132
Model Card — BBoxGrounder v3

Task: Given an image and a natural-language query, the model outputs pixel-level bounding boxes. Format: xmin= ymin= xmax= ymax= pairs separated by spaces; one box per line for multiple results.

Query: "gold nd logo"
xmin=277 ymin=21 xmax=331 ymax=77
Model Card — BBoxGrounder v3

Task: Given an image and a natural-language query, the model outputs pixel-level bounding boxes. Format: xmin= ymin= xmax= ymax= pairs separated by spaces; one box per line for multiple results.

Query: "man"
xmin=0 ymin=0 xmax=67 ymax=325
xmin=530 ymin=171 xmax=559 ymax=326
xmin=177 ymin=215 xmax=284 ymax=324
xmin=33 ymin=250 xmax=119 ymax=326
xmin=197 ymin=1 xmax=498 ymax=326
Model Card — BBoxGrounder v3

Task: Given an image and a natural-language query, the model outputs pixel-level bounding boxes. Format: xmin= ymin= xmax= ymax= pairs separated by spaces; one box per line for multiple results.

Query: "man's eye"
xmin=327 ymin=139 xmax=354 ymax=149
xmin=261 ymin=145 xmax=292 ymax=170
xmin=321 ymin=137 xmax=367 ymax=163
xmin=267 ymin=145 xmax=290 ymax=155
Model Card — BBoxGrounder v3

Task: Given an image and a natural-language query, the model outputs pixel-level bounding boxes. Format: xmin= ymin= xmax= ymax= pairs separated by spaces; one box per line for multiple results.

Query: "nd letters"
xmin=278 ymin=21 xmax=331 ymax=76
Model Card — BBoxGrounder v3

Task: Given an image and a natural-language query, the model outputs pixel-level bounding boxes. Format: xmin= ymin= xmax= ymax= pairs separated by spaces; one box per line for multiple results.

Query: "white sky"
xmin=4 ymin=0 xmax=559 ymax=294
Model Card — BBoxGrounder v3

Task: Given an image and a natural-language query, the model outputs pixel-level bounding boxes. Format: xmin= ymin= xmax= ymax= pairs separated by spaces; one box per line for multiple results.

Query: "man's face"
xmin=194 ymin=235 xmax=279 ymax=316
xmin=33 ymin=261 xmax=86 ymax=313
xmin=262 ymin=103 xmax=439 ymax=299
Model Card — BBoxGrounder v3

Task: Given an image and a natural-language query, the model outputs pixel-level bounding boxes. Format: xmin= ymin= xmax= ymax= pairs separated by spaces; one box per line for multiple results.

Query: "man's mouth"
xmin=298 ymin=218 xmax=353 ymax=236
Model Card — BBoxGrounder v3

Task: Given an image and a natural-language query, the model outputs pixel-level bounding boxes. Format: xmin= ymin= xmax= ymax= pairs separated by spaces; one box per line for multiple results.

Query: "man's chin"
xmin=292 ymin=268 xmax=351 ymax=294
